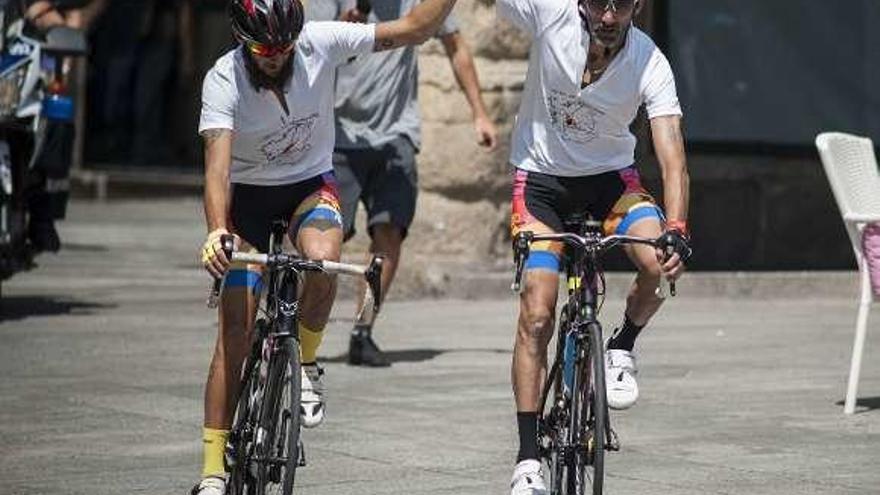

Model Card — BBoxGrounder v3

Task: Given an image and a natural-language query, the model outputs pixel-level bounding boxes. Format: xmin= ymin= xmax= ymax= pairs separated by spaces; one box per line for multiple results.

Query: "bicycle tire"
xmin=255 ymin=337 xmax=302 ymax=495
xmin=227 ymin=356 xmax=261 ymax=495
xmin=572 ymin=321 xmax=606 ymax=495
xmin=543 ymin=304 xmax=570 ymax=495
xmin=542 ymin=362 xmax=565 ymax=495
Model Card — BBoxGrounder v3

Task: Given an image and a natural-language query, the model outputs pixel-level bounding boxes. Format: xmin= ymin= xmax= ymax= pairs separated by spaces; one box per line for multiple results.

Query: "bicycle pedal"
xmin=606 ymin=428 xmax=620 ymax=451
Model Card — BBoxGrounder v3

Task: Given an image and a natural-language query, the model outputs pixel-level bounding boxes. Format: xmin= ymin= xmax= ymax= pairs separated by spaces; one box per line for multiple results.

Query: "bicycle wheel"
xmin=256 ymin=337 xmax=302 ymax=495
xmin=227 ymin=356 xmax=262 ymax=495
xmin=571 ymin=322 xmax=606 ymax=495
xmin=542 ymin=305 xmax=570 ymax=495
xmin=541 ymin=362 xmax=565 ymax=495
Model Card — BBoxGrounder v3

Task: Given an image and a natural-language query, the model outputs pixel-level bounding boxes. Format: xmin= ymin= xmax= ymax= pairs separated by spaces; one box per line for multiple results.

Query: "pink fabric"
xmin=863 ymin=223 xmax=880 ymax=297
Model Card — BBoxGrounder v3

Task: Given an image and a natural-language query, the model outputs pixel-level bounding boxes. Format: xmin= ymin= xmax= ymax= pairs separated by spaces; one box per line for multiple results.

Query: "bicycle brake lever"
xmin=665 ymin=244 xmax=678 ymax=297
xmin=511 ymin=254 xmax=527 ymax=293
xmin=654 ymin=243 xmax=677 ymax=299
xmin=366 ymin=255 xmax=384 ymax=313
xmin=207 ymin=235 xmax=237 ymax=309
xmin=511 ymin=233 xmax=531 ymax=293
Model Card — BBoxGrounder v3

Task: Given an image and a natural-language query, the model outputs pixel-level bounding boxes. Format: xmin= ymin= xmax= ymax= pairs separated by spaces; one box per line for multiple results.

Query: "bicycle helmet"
xmin=229 ymin=0 xmax=305 ymax=49
xmin=230 ymin=0 xmax=304 ymax=94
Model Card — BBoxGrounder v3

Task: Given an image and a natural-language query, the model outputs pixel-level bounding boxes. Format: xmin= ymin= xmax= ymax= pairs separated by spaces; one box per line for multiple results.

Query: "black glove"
xmin=659 ymin=229 xmax=692 ymax=263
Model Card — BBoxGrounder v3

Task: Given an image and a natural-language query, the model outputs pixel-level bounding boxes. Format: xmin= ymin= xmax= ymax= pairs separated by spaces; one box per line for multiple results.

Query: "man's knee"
xmin=637 ymin=256 xmax=663 ymax=282
xmin=518 ymin=307 xmax=555 ymax=346
xmin=301 ymin=238 xmax=341 ymax=263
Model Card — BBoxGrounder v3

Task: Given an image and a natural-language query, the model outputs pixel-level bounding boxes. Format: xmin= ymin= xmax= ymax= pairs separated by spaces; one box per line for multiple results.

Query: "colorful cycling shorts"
xmin=230 ymin=171 xmax=343 ymax=253
xmin=510 ymin=166 xmax=663 ymax=271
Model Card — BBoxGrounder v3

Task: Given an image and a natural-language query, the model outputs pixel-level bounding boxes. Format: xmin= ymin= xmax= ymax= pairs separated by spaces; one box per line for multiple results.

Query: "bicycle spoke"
xmin=260 ymin=338 xmax=302 ymax=495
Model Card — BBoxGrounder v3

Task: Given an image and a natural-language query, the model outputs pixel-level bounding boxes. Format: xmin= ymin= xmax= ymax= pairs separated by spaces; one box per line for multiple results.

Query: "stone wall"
xmin=409 ymin=1 xmax=526 ymax=262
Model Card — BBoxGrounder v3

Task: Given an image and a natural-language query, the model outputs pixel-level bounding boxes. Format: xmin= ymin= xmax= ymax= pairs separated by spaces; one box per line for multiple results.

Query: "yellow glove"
xmin=201 ymin=228 xmax=232 ymax=278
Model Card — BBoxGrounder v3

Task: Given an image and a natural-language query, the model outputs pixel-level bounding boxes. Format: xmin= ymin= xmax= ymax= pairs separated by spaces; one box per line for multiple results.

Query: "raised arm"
xmin=373 ymin=0 xmax=457 ymax=51
xmin=440 ymin=31 xmax=497 ymax=149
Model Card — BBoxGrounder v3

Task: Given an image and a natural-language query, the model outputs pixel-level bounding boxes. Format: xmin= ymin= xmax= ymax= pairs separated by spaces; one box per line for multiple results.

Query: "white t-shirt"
xmin=199 ymin=21 xmax=375 ymax=186
xmin=498 ymin=0 xmax=682 ymax=177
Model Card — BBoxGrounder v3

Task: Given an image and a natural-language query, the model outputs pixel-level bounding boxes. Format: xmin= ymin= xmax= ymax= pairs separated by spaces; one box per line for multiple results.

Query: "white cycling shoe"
xmin=301 ymin=363 xmax=325 ymax=428
xmin=190 ymin=475 xmax=225 ymax=495
xmin=510 ymin=459 xmax=548 ymax=495
xmin=605 ymin=349 xmax=639 ymax=410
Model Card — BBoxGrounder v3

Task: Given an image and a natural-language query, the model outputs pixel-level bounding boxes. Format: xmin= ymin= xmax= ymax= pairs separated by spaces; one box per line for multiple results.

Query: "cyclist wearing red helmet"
xmin=497 ymin=0 xmax=691 ymax=492
xmin=193 ymin=0 xmax=458 ymax=492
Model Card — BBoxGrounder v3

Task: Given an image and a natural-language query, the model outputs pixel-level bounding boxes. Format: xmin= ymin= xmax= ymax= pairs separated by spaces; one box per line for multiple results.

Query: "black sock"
xmin=516 ymin=412 xmax=539 ymax=463
xmin=607 ymin=314 xmax=644 ymax=352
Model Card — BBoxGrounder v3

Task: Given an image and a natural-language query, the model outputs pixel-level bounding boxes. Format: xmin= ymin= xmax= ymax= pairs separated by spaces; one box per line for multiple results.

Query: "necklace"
xmin=582 ymin=55 xmax=609 ymax=87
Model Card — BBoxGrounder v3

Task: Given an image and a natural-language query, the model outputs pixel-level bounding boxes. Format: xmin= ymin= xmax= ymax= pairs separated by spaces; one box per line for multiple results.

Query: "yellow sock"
xmin=201 ymin=427 xmax=229 ymax=478
xmin=299 ymin=322 xmax=324 ymax=363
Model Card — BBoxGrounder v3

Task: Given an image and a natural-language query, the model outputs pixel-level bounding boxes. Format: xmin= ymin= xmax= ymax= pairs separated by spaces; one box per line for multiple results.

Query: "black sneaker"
xmin=27 ymin=220 xmax=60 ymax=253
xmin=348 ymin=327 xmax=391 ymax=367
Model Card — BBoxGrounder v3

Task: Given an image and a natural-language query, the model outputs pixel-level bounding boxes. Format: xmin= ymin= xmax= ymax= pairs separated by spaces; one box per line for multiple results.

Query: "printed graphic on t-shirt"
xmin=547 ymin=90 xmax=604 ymax=144
xmin=261 ymin=113 xmax=319 ymax=164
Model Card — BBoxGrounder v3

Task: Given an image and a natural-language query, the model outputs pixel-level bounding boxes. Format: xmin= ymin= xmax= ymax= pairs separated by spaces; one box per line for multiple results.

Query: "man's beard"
xmin=242 ymin=48 xmax=294 ymax=91
xmin=591 ymin=22 xmax=631 ymax=53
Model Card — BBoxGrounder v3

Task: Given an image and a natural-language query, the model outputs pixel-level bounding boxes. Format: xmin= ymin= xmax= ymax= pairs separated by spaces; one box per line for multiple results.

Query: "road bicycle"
xmin=511 ymin=216 xmax=677 ymax=495
xmin=209 ymin=220 xmax=383 ymax=495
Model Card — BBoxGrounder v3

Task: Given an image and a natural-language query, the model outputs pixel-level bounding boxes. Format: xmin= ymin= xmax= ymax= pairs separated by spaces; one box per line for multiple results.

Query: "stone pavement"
xmin=1 ymin=198 xmax=878 ymax=495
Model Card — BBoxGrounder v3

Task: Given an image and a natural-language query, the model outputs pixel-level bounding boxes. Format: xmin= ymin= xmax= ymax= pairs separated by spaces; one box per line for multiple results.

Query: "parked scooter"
xmin=0 ymin=6 xmax=86 ymax=296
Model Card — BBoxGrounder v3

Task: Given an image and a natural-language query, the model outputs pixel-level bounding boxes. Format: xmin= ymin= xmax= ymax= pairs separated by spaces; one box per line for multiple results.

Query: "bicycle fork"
xmin=564 ymin=323 xmax=620 ymax=457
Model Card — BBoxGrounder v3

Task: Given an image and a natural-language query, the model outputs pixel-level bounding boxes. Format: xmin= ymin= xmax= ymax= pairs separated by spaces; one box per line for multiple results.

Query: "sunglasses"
xmin=586 ymin=0 xmax=636 ymax=13
xmin=244 ymin=40 xmax=295 ymax=58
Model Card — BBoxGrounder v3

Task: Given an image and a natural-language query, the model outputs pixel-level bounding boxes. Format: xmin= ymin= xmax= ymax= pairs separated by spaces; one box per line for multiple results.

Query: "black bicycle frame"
xmin=542 ymin=219 xmax=604 ymax=409
xmin=264 ymin=220 xmax=299 ymax=337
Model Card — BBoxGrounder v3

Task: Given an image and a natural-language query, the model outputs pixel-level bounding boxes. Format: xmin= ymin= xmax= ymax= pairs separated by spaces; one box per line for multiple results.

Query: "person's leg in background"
xmin=132 ymin=0 xmax=177 ymax=166
xmin=333 ymin=146 xmax=390 ymax=367
xmin=346 ymin=137 xmax=418 ymax=367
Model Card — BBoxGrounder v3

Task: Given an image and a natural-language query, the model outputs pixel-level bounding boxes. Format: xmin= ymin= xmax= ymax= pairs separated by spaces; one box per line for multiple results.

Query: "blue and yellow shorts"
xmin=510 ymin=166 xmax=664 ymax=272
xmin=230 ymin=171 xmax=343 ymax=254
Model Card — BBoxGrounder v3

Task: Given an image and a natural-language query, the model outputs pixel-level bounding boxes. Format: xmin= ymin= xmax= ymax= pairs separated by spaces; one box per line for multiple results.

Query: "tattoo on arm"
xmin=374 ymin=37 xmax=397 ymax=51
xmin=201 ymin=128 xmax=229 ymax=144
xmin=656 ymin=117 xmax=684 ymax=152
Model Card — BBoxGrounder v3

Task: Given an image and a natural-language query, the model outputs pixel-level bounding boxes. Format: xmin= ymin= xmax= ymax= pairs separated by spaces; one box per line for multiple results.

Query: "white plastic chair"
xmin=816 ymin=132 xmax=880 ymax=414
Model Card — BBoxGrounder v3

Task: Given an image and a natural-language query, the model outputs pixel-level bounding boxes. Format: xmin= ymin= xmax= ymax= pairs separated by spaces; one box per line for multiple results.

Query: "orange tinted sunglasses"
xmin=245 ymin=40 xmax=295 ymax=58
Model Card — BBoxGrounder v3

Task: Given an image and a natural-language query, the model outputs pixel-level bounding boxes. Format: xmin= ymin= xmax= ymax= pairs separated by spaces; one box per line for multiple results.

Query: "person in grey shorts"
xmin=334 ymin=137 xmax=418 ymax=243
xmin=307 ymin=0 xmax=497 ymax=366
